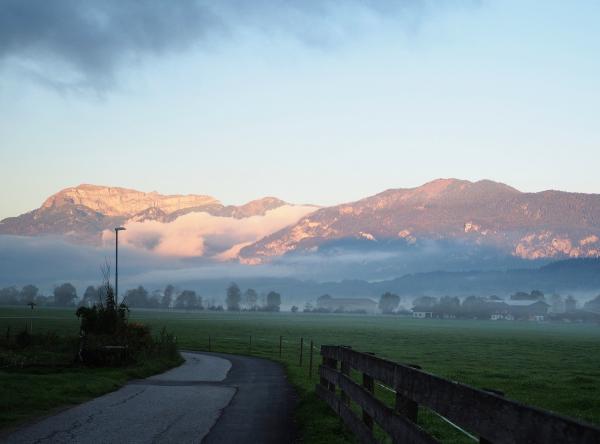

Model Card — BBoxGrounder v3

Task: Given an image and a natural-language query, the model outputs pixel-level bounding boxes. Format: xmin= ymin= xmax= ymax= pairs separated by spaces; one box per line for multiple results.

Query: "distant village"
xmin=307 ymin=291 xmax=600 ymax=322
xmin=2 ymin=283 xmax=600 ymax=323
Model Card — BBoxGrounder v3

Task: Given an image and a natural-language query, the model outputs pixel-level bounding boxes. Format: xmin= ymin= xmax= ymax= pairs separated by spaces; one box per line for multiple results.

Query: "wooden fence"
xmin=316 ymin=345 xmax=600 ymax=444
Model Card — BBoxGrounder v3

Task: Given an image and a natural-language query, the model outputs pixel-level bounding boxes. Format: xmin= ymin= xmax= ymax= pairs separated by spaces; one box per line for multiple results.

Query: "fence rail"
xmin=316 ymin=345 xmax=600 ymax=444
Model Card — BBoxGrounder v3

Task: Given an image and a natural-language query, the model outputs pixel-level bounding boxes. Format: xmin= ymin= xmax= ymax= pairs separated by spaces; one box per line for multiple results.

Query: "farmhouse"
xmin=488 ymin=300 xmax=552 ymax=321
xmin=317 ymin=297 xmax=377 ymax=314
xmin=505 ymin=300 xmax=550 ymax=320
xmin=412 ymin=307 xmax=434 ymax=319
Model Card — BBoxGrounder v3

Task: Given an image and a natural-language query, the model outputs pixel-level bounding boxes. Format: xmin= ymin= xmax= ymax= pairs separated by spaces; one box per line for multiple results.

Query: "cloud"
xmin=0 ymin=0 xmax=475 ymax=92
xmin=0 ymin=234 xmax=294 ymax=293
xmin=100 ymin=205 xmax=317 ymax=258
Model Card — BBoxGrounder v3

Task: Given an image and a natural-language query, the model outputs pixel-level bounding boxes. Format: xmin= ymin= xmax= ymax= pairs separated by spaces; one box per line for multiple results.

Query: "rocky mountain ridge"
xmin=239 ymin=179 xmax=600 ymax=262
xmin=3 ymin=180 xmax=600 ymax=264
xmin=0 ymin=184 xmax=305 ymax=244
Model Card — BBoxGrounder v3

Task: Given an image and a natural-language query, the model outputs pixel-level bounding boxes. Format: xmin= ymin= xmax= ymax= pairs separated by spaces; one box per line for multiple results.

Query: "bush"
xmin=15 ymin=329 xmax=32 ymax=349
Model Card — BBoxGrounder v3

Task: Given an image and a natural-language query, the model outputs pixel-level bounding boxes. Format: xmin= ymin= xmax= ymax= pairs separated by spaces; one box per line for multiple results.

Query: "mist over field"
xmin=3 ymin=231 xmax=600 ymax=309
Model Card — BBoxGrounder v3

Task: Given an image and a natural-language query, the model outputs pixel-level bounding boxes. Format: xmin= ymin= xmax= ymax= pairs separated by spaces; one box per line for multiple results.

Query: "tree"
xmin=80 ymin=286 xmax=99 ymax=307
xmin=291 ymin=305 xmax=299 ymax=313
xmin=549 ymin=293 xmax=564 ymax=313
xmin=226 ymin=283 xmax=241 ymax=311
xmin=20 ymin=284 xmax=38 ymax=304
xmin=461 ymin=296 xmax=493 ymax=319
xmin=584 ymin=294 xmax=600 ymax=311
xmin=530 ymin=290 xmax=545 ymax=301
xmin=175 ymin=290 xmax=200 ymax=310
xmin=266 ymin=291 xmax=281 ymax=312
xmin=149 ymin=290 xmax=163 ymax=308
xmin=565 ymin=295 xmax=578 ymax=312
xmin=378 ymin=292 xmax=400 ymax=314
xmin=412 ymin=296 xmax=437 ymax=309
xmin=434 ymin=296 xmax=461 ymax=317
xmin=511 ymin=290 xmax=544 ymax=301
xmin=0 ymin=286 xmax=19 ymax=305
xmin=244 ymin=288 xmax=258 ymax=310
xmin=510 ymin=291 xmax=531 ymax=300
xmin=124 ymin=286 xmax=149 ymax=308
xmin=34 ymin=294 xmax=52 ymax=306
xmin=317 ymin=294 xmax=332 ymax=304
xmin=54 ymin=283 xmax=77 ymax=306
xmin=162 ymin=284 xmax=175 ymax=309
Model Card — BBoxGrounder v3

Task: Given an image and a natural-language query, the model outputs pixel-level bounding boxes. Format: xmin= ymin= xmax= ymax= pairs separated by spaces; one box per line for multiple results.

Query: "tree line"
xmin=0 ymin=282 xmax=284 ymax=311
xmin=224 ymin=283 xmax=282 ymax=312
xmin=0 ymin=283 xmax=77 ymax=307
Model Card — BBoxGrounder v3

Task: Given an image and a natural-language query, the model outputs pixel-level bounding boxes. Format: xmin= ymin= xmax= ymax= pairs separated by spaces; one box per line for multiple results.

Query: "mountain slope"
xmin=0 ymin=185 xmax=318 ymax=255
xmin=239 ymin=179 xmax=600 ymax=262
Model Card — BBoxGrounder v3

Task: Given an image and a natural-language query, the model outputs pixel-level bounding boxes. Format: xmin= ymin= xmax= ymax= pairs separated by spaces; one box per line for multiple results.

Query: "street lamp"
xmin=114 ymin=227 xmax=126 ymax=306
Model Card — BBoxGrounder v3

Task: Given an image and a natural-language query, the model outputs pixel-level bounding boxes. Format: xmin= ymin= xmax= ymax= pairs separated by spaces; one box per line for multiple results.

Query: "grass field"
xmin=2 ymin=307 xmax=600 ymax=442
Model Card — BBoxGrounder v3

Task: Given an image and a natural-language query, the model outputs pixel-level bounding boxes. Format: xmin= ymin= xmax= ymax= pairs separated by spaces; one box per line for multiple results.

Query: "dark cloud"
xmin=0 ymin=0 xmax=221 ymax=91
xmin=0 ymin=0 xmax=475 ymax=92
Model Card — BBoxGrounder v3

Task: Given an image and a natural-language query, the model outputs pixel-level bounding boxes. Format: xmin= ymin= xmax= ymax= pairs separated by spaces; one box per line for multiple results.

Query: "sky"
xmin=1 ymin=0 xmax=600 ymax=220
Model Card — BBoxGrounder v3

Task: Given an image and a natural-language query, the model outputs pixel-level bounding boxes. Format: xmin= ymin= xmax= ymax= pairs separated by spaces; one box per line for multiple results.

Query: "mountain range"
xmin=2 ymin=179 xmax=600 ymax=274
xmin=240 ymin=178 xmax=600 ymax=263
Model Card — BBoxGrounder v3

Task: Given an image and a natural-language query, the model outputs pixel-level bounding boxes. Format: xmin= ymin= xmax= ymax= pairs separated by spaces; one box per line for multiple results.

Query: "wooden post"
xmin=327 ymin=358 xmax=337 ymax=392
xmin=299 ymin=337 xmax=303 ymax=366
xmin=309 ymin=340 xmax=314 ymax=379
xmin=340 ymin=359 xmax=350 ymax=405
xmin=279 ymin=335 xmax=282 ymax=358
xmin=395 ymin=392 xmax=418 ymax=422
xmin=208 ymin=334 xmax=211 ymax=352
xmin=480 ymin=389 xmax=505 ymax=444
xmin=362 ymin=372 xmax=375 ymax=430
xmin=319 ymin=353 xmax=328 ymax=388
xmin=396 ymin=363 xmax=420 ymax=422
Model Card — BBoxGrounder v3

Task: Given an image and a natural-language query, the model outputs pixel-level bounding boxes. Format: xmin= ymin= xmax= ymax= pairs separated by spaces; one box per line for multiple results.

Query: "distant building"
xmin=412 ymin=307 xmax=434 ymax=319
xmin=488 ymin=300 xmax=549 ymax=321
xmin=505 ymin=300 xmax=550 ymax=321
xmin=317 ymin=297 xmax=377 ymax=314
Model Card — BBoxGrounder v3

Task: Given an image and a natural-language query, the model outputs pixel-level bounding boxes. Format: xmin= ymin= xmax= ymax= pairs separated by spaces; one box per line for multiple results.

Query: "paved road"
xmin=5 ymin=351 xmax=297 ymax=444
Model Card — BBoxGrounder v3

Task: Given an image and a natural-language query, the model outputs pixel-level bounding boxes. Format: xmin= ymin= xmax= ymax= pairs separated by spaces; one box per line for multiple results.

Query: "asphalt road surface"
xmin=5 ymin=351 xmax=297 ymax=444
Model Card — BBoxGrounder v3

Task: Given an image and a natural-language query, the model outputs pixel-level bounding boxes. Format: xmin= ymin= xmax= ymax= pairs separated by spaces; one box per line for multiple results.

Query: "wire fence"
xmin=186 ymin=333 xmax=322 ymax=381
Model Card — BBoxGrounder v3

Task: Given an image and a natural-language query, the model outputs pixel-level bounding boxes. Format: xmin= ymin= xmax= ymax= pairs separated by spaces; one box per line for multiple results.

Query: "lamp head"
xmin=115 ymin=227 xmax=126 ymax=232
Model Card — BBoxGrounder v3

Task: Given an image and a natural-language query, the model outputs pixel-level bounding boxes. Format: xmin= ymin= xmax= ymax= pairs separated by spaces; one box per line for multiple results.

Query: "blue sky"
xmin=1 ymin=0 xmax=599 ymax=220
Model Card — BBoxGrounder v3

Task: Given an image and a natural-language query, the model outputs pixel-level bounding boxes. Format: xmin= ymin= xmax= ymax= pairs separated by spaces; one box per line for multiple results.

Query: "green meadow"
xmin=1 ymin=307 xmax=599 ymax=442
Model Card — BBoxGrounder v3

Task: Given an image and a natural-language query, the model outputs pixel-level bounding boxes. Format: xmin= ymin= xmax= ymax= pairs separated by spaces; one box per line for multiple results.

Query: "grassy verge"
xmin=0 ymin=309 xmax=183 ymax=430
xmin=2 ymin=307 xmax=600 ymax=442
xmin=0 ymin=354 xmax=182 ymax=429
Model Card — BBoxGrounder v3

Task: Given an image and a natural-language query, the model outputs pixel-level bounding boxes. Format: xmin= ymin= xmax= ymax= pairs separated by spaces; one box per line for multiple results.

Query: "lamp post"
xmin=114 ymin=227 xmax=126 ymax=305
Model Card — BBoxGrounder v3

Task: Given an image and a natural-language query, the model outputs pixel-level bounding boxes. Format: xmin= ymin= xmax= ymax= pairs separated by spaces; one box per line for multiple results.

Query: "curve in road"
xmin=5 ymin=351 xmax=297 ymax=444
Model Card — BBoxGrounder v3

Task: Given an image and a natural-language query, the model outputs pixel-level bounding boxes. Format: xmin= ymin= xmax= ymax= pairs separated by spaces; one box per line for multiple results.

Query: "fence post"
xmin=309 ymin=340 xmax=314 ymax=379
xmin=479 ymin=389 xmax=505 ymax=444
xmin=279 ymin=335 xmax=282 ymax=358
xmin=208 ymin=334 xmax=211 ymax=352
xmin=299 ymin=337 xmax=304 ymax=366
xmin=362 ymin=372 xmax=375 ymax=431
xmin=319 ymin=348 xmax=328 ymax=388
xmin=319 ymin=354 xmax=339 ymax=392
xmin=340 ymin=347 xmax=351 ymax=405
xmin=395 ymin=364 xmax=420 ymax=422
xmin=327 ymin=357 xmax=337 ymax=392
